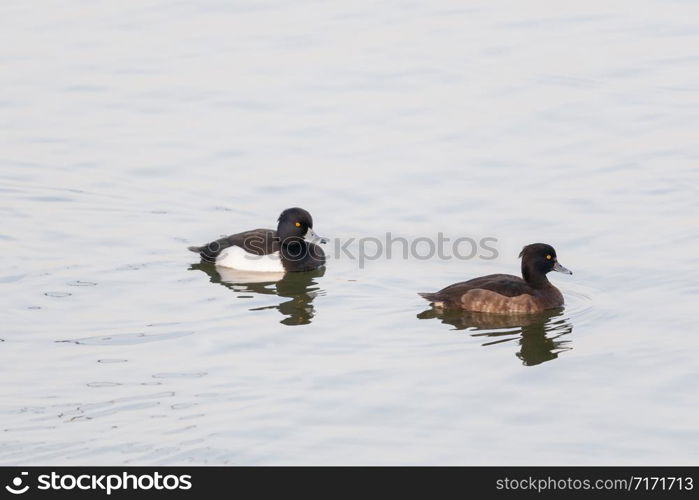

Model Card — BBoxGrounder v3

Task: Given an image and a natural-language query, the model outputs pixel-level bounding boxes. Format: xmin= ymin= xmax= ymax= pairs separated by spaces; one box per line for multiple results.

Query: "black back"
xmin=188 ymin=228 xmax=279 ymax=263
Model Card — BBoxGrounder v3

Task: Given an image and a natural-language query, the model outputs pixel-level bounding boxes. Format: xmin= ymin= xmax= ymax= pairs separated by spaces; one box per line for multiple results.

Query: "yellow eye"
xmin=546 ymin=254 xmax=552 ymax=260
xmin=295 ymin=222 xmax=301 ymax=227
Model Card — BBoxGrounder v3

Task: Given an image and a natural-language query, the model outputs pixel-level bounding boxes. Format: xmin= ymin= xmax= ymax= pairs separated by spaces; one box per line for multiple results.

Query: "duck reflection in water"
xmin=417 ymin=308 xmax=573 ymax=366
xmin=190 ymin=263 xmax=325 ymax=326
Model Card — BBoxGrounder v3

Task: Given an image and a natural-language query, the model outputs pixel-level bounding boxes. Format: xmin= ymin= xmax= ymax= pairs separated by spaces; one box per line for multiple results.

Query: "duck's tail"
xmin=187 ymin=246 xmax=203 ymax=253
xmin=418 ymin=292 xmax=446 ymax=308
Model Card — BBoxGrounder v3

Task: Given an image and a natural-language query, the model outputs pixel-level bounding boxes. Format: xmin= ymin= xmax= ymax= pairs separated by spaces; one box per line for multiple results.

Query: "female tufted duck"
xmin=419 ymin=243 xmax=572 ymax=314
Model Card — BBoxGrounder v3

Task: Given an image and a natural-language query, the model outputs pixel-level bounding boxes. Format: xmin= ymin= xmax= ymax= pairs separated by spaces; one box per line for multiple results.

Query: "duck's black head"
xmin=519 ymin=243 xmax=572 ymax=287
xmin=276 ymin=207 xmax=328 ymax=245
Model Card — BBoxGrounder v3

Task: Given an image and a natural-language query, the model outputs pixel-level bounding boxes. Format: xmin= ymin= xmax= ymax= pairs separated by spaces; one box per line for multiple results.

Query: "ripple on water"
xmin=4 ymin=425 xmax=56 ymax=433
xmin=0 ymin=273 xmax=26 ymax=283
xmin=152 ymin=372 xmax=207 ymax=379
xmin=58 ymin=330 xmax=194 ymax=346
xmin=63 ymin=392 xmax=176 ymax=421
xmin=67 ymin=280 xmax=97 ymax=286
xmin=69 ymin=402 xmax=161 ymax=421
xmin=171 ymin=403 xmax=198 ymax=410
xmin=44 ymin=291 xmax=71 ymax=298
xmin=560 ymin=284 xmax=607 ymax=326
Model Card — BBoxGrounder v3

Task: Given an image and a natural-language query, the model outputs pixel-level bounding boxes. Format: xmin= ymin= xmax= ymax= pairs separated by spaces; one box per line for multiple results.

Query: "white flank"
xmin=215 ymin=246 xmax=285 ymax=272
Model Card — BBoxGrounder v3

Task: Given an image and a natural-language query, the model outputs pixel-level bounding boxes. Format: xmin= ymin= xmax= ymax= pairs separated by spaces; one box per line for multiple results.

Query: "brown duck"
xmin=419 ymin=243 xmax=572 ymax=314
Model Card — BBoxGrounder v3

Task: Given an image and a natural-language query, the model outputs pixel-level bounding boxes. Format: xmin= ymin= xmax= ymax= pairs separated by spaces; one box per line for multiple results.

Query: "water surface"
xmin=1 ymin=0 xmax=698 ymax=465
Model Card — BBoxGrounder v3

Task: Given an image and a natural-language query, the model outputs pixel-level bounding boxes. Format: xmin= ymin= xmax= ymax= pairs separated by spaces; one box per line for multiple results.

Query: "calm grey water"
xmin=1 ymin=1 xmax=698 ymax=465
